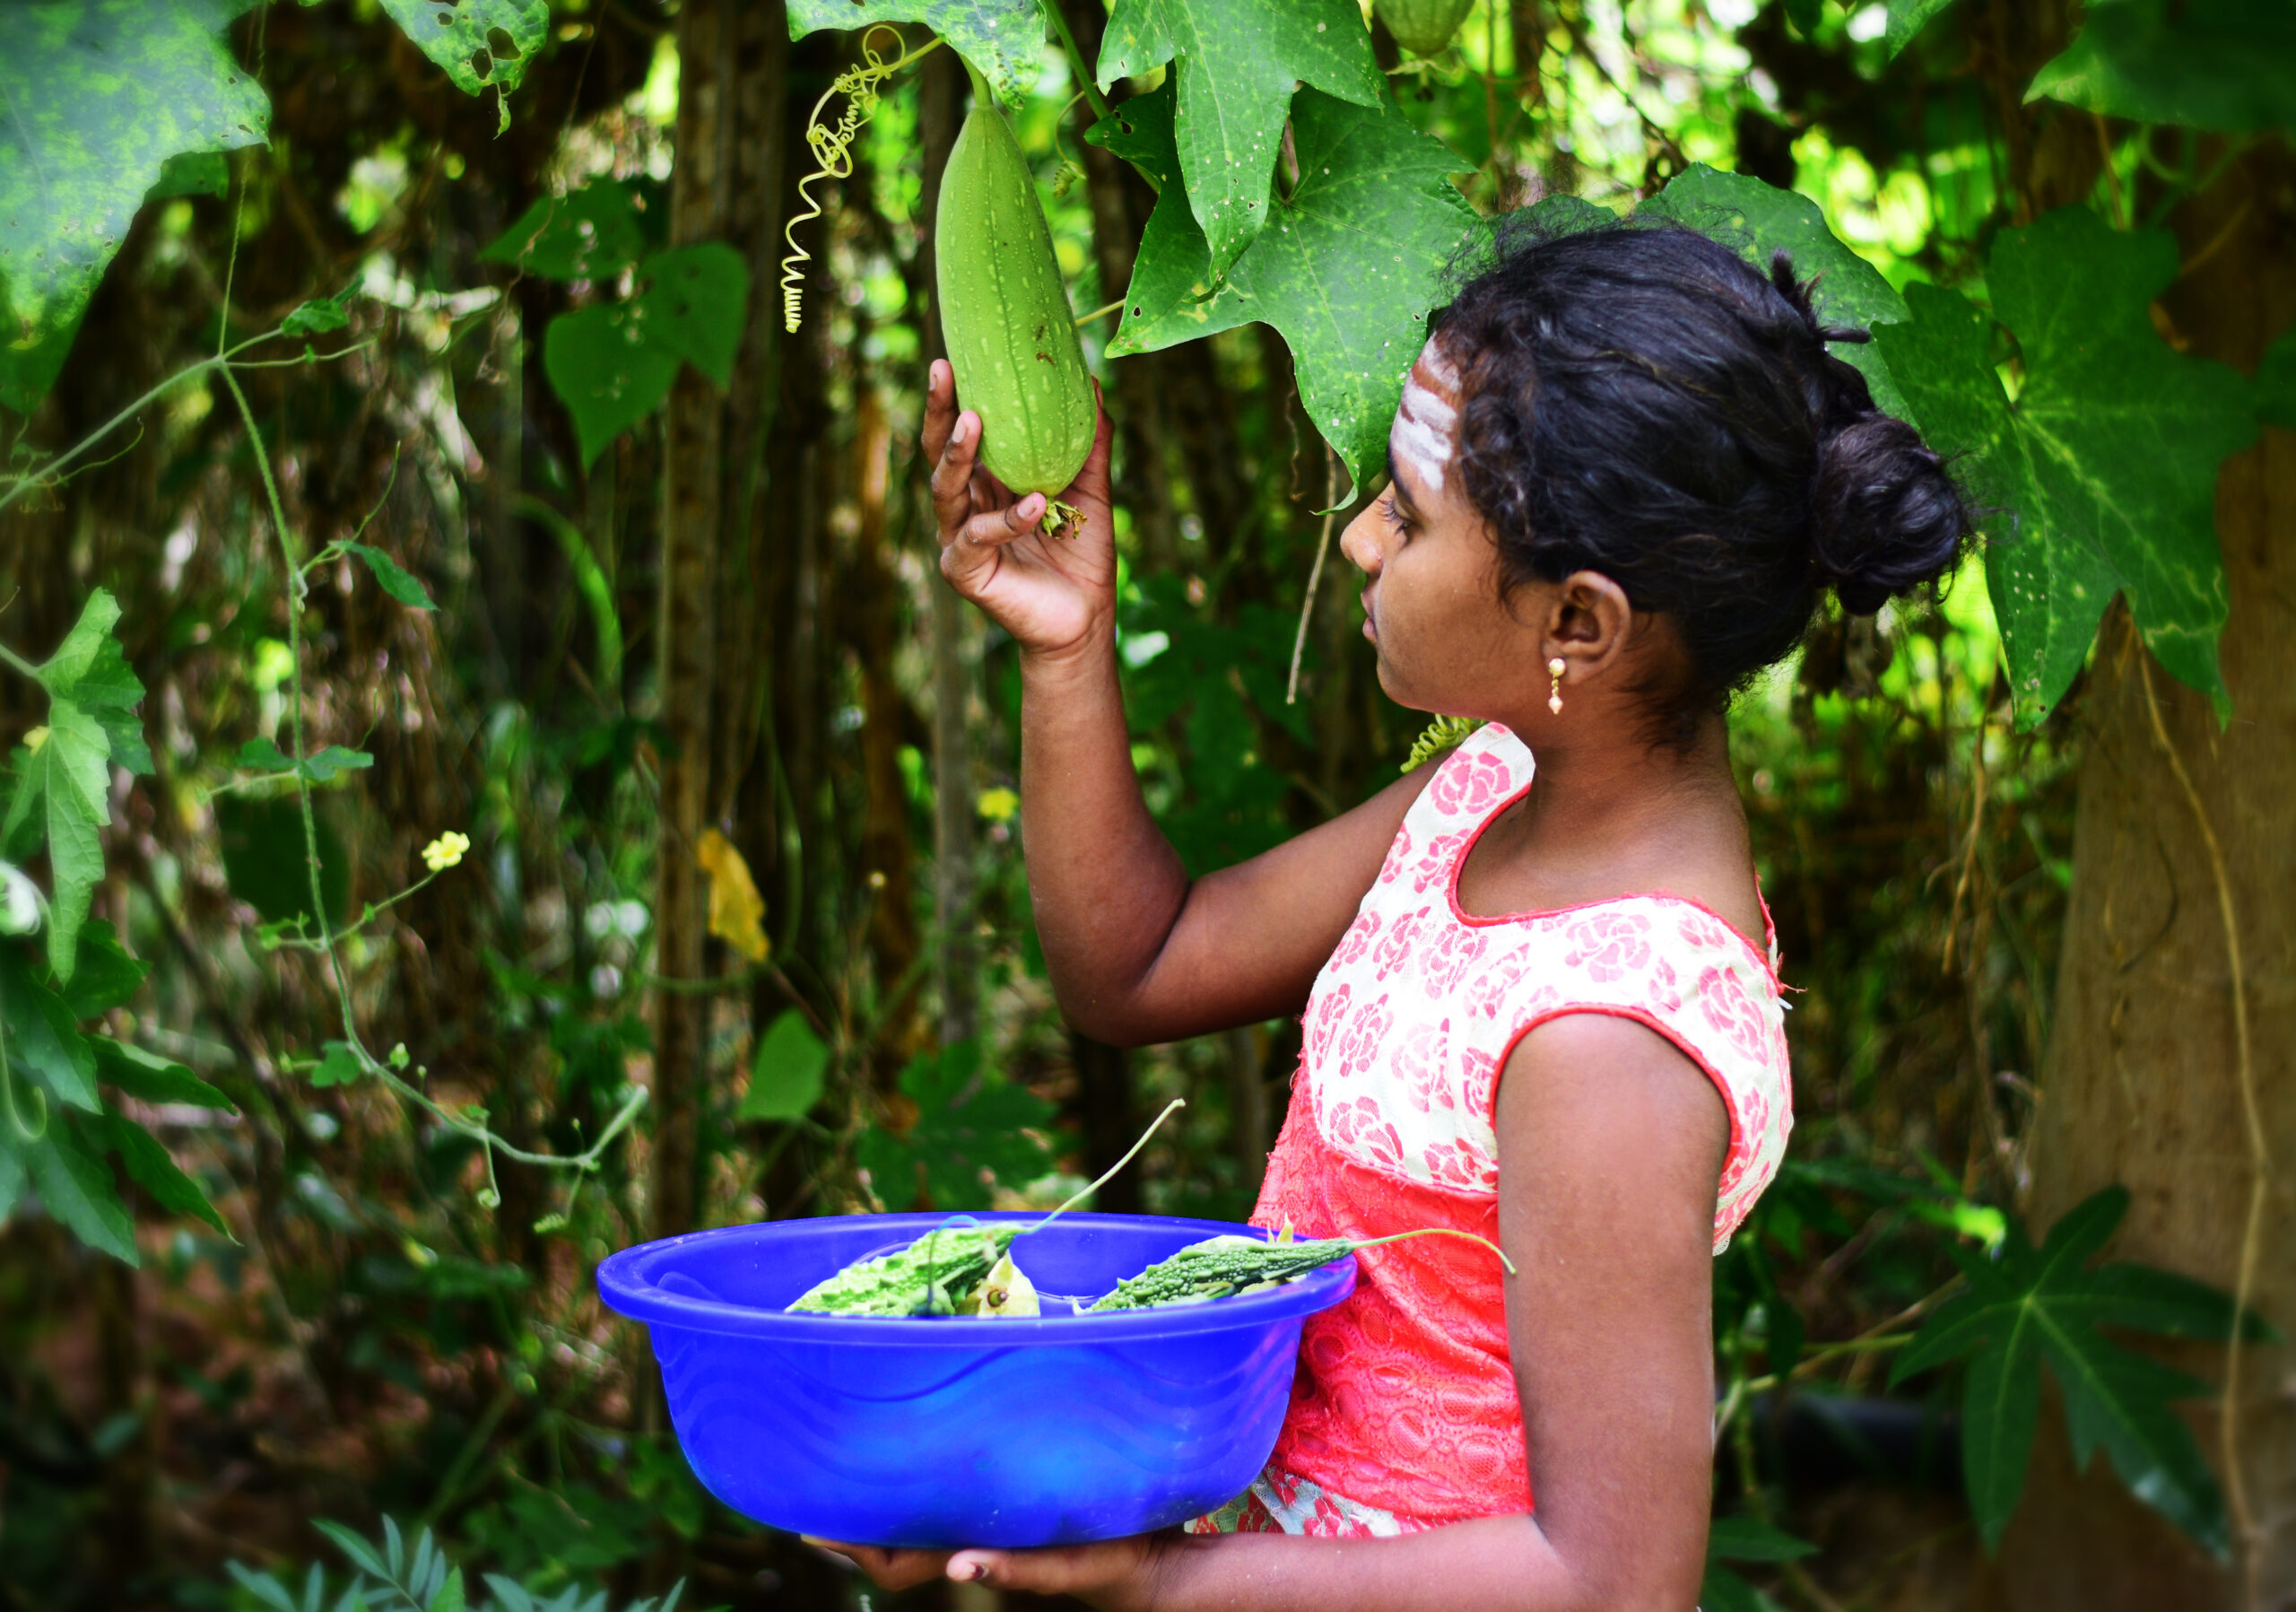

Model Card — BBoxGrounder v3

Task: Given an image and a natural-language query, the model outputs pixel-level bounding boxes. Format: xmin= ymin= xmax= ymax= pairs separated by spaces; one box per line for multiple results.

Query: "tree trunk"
xmin=2002 ymin=139 xmax=2296 ymax=1612
xmin=651 ymin=0 xmax=790 ymax=1242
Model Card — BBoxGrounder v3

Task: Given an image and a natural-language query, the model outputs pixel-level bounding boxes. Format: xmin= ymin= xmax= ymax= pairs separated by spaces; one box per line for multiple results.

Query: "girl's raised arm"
xmin=924 ymin=361 xmax=1425 ymax=1045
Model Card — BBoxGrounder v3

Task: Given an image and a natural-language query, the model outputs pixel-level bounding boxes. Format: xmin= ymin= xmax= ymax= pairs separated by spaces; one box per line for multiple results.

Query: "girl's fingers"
xmin=958 ymin=495 xmax=1046 ymax=551
xmin=920 ymin=359 xmax=957 ymax=459
xmin=929 ymin=408 xmax=987 ymax=533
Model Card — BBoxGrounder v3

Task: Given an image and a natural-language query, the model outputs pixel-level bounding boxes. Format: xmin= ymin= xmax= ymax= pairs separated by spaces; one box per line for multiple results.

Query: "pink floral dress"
xmin=1189 ymin=722 xmax=1793 ymax=1538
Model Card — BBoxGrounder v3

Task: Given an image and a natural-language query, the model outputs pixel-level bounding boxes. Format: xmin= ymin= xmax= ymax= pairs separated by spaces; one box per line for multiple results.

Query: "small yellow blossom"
xmin=23 ymin=727 xmax=48 ymax=754
xmin=422 ymin=831 xmax=471 ymax=873
xmin=976 ymin=786 xmax=1019 ymax=823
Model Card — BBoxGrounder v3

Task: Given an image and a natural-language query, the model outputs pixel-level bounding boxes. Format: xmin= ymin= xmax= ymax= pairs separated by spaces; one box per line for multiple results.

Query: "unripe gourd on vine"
xmin=1373 ymin=0 xmax=1477 ymax=57
xmin=936 ymin=57 xmax=1096 ymax=529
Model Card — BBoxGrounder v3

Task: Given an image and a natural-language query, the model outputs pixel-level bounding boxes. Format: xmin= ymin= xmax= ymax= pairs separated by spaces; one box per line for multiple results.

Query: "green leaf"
xmin=26 ymin=1112 xmax=138 ymax=1262
xmin=149 ymin=150 xmax=230 ymax=200
xmin=787 ymin=0 xmax=1045 ymax=109
xmin=1883 ymin=0 xmax=1958 ymax=56
xmin=1099 ymin=0 xmax=1387 ymax=277
xmin=738 ymin=1009 xmax=829 ymax=1121
xmin=91 ymin=1037 xmax=233 ymax=1111
xmin=630 ymin=244 xmax=752 ymax=389
xmin=0 ymin=0 xmax=271 ymax=413
xmin=2257 ymin=326 xmax=2296 ymax=430
xmin=543 ymin=303 xmax=683 ymax=471
xmin=309 ymin=1041 xmax=366 ymax=1089
xmin=344 ymin=543 xmax=438 ymax=611
xmin=377 ymin=0 xmax=549 ymax=97
xmin=235 ymin=736 xmax=377 ymax=783
xmin=1699 ymin=1563 xmax=1785 ymax=1612
xmin=1783 ymin=0 xmax=1826 ymax=38
xmin=1521 ymin=193 xmax=1614 ymax=237
xmin=1889 ymin=1185 xmax=2257 ymax=1557
xmin=94 ymin=1110 xmax=230 ymax=1235
xmin=314 ymin=1520 xmax=394 ymax=1582
xmin=1104 ymin=86 xmax=1478 ymax=503
xmin=59 ymin=920 xmax=149 ymax=1019
xmin=479 ymin=180 xmax=649 ymax=281
xmin=1874 ymin=211 xmax=2255 ymax=727
xmin=2026 ymin=0 xmax=2296 ymax=134
xmin=1639 ymin=164 xmax=1916 ymax=427
xmin=856 ymin=1039 xmax=1054 ymax=1211
xmin=0 ymin=943 xmax=100 ymax=1112
xmin=0 ymin=1136 xmax=24 ymax=1221
xmin=281 ymin=288 xmax=355 ymax=337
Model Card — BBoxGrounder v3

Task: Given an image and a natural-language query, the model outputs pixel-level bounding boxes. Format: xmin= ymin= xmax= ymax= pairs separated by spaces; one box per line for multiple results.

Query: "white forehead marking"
xmin=1391 ymin=344 xmax=1459 ymax=495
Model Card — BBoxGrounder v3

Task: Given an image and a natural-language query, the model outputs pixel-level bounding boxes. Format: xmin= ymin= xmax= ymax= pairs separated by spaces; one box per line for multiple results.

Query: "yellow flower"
xmin=976 ymin=786 xmax=1019 ymax=823
xmin=422 ymin=831 xmax=471 ymax=873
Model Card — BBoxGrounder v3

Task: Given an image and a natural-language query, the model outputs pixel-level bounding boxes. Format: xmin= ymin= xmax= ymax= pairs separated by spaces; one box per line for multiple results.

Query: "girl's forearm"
xmin=1017 ymin=632 xmax=1194 ymax=1041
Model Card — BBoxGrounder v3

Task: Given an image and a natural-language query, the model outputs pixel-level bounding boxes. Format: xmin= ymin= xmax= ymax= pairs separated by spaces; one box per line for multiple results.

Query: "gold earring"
xmin=1547 ymin=657 xmax=1566 ymax=716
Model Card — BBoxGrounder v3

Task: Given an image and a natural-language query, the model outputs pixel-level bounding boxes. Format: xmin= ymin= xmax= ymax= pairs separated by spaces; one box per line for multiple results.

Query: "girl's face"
xmin=1339 ymin=342 xmax=1550 ymax=719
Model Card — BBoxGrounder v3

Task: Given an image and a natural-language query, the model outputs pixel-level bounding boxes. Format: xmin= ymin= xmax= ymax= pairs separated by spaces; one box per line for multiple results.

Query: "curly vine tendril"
xmin=782 ymin=29 xmax=944 ymax=335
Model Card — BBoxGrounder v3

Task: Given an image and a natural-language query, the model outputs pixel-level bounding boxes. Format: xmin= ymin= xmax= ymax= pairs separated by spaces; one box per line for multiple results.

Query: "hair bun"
xmin=1808 ymin=411 xmax=1971 ymax=615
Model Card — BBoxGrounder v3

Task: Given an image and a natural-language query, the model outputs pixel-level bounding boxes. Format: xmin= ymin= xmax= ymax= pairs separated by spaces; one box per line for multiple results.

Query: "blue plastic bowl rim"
xmin=595 ymin=1211 xmax=1357 ymax=1344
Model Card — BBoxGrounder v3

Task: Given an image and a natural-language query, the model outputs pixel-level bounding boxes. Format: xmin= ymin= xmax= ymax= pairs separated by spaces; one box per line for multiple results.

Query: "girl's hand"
xmin=810 ymin=1532 xmax=1168 ymax=1611
xmin=924 ymin=358 xmax=1117 ymax=665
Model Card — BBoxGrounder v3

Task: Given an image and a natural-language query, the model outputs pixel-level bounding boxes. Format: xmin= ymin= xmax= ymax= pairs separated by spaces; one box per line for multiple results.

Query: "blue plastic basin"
xmin=596 ymin=1212 xmax=1352 ymax=1548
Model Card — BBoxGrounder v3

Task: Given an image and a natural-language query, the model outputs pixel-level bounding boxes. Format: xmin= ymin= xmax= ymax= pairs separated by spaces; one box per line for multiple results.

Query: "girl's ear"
xmin=1542 ymin=571 xmax=1635 ymax=683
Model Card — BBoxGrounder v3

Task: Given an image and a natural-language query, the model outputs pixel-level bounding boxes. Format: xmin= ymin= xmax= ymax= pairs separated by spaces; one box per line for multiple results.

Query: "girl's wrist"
xmin=1018 ymin=616 xmax=1118 ymax=681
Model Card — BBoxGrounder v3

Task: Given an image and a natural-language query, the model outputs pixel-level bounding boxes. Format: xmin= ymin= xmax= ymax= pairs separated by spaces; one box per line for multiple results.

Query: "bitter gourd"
xmin=787 ymin=1099 xmax=1185 ymax=1318
xmin=1090 ymin=1225 xmax=1515 ymax=1311
xmin=936 ymin=55 xmax=1096 ymax=525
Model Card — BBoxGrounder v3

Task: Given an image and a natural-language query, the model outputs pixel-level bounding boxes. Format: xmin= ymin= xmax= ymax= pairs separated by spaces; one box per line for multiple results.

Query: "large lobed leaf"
xmin=1890 ymin=1184 xmax=2275 ymax=1556
xmin=1639 ymin=165 xmax=1917 ymax=428
xmin=1095 ymin=84 xmax=1478 ymax=503
xmin=2026 ymin=0 xmax=2296 ymax=134
xmin=0 ymin=0 xmax=270 ymax=413
xmin=1098 ymin=0 xmax=1387 ymax=280
xmin=787 ymin=0 xmax=1045 ymax=108
xmin=1874 ymin=208 xmax=2254 ymax=728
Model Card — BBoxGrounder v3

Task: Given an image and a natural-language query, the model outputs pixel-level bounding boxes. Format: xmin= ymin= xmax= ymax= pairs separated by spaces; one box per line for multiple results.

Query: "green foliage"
xmin=1890 ymin=1185 xmax=2277 ymax=1555
xmin=377 ymin=0 xmax=552 ymax=100
xmin=345 ymin=542 xmax=439 ymax=611
xmin=216 ymin=793 xmax=350 ymax=927
xmin=1098 ymin=0 xmax=1387 ymax=279
xmin=1700 ymin=1516 xmax=1814 ymax=1612
xmin=0 ymin=0 xmax=270 ymax=412
xmin=1099 ymin=84 xmax=1477 ymax=501
xmin=2259 ymin=327 xmax=2296 ymax=429
xmin=856 ymin=1039 xmax=1054 ymax=1210
xmin=498 ymin=184 xmax=755 ymax=469
xmin=787 ymin=0 xmax=1045 ymax=108
xmin=737 ymin=1009 xmax=828 ymax=1121
xmin=1875 ymin=209 xmax=2256 ymax=728
xmin=1883 ymin=0 xmax=1958 ymax=57
xmin=2027 ymin=0 xmax=2296 ymax=133
xmin=3 ymin=590 xmax=153 ymax=980
xmin=227 ymin=1512 xmax=689 ymax=1612
xmin=238 ymin=736 xmax=378 ymax=783
xmin=1640 ymin=164 xmax=1916 ymax=426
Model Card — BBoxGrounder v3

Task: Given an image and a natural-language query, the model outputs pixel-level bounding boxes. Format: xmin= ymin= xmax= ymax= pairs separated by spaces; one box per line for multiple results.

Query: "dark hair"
xmin=1436 ymin=216 xmax=1972 ymax=726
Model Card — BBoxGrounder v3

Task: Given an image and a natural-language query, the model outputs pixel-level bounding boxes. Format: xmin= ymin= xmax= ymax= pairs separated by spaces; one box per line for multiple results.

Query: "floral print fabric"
xmin=1203 ymin=723 xmax=1793 ymax=1538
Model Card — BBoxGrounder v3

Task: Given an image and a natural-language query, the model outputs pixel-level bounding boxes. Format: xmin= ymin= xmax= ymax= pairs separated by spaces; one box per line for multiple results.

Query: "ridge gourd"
xmin=936 ymin=56 xmax=1096 ymax=530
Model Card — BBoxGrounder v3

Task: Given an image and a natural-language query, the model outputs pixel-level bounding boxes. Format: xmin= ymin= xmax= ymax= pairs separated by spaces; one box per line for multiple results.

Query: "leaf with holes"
xmin=1099 ymin=0 xmax=1386 ymax=278
xmin=1889 ymin=1184 xmax=2277 ymax=1555
xmin=1100 ymin=86 xmax=1476 ymax=502
xmin=788 ymin=0 xmax=1045 ymax=108
xmin=1874 ymin=210 xmax=2254 ymax=727
xmin=1639 ymin=165 xmax=1915 ymax=427
xmin=0 ymin=0 xmax=271 ymax=412
xmin=2027 ymin=0 xmax=2296 ymax=134
xmin=378 ymin=0 xmax=550 ymax=98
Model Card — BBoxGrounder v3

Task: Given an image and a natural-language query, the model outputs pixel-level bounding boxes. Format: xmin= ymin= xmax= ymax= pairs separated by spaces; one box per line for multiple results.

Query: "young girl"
xmin=827 ymin=220 xmax=1969 ymax=1609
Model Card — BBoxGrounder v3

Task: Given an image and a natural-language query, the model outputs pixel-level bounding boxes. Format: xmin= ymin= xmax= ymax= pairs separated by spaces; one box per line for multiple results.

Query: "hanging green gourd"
xmin=935 ymin=55 xmax=1097 ymax=535
xmin=1372 ymin=0 xmax=1478 ymax=57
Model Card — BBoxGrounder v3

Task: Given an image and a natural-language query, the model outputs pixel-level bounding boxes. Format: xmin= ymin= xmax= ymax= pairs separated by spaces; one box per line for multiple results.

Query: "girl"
xmin=825 ymin=220 xmax=1970 ymax=1610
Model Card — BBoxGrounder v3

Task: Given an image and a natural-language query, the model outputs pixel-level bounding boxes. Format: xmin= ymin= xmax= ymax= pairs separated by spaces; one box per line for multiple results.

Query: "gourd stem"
xmin=1346 ymin=1225 xmax=1517 ymax=1277
xmin=1018 ymin=1097 xmax=1187 ymax=1235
